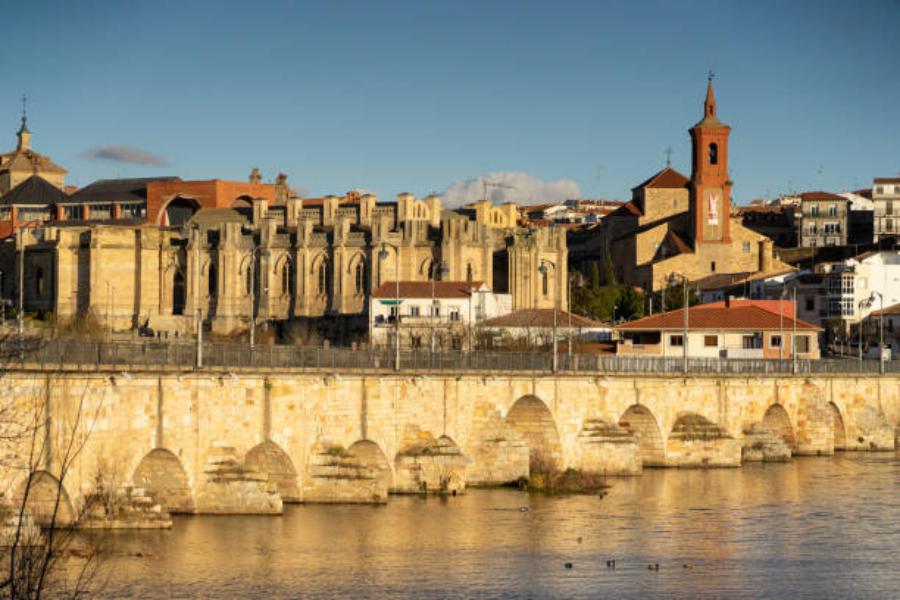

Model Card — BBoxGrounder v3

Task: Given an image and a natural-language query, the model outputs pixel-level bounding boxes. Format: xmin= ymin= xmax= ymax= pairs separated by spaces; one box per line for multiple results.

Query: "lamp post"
xmin=538 ymin=259 xmax=558 ymax=372
xmin=429 ymin=261 xmax=448 ymax=354
xmin=246 ymin=245 xmax=261 ymax=350
xmin=857 ymin=298 xmax=868 ymax=364
xmin=779 ymin=283 xmax=786 ymax=361
xmin=669 ymin=273 xmax=690 ymax=373
xmin=567 ymin=273 xmax=573 ymax=362
xmin=869 ymin=291 xmax=885 ymax=374
xmin=17 ymin=228 xmax=24 ymax=340
xmin=378 ymin=241 xmax=401 ymax=371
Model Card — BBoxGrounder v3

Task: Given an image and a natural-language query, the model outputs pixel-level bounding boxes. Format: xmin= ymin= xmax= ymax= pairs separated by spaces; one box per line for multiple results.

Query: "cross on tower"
xmin=707 ymin=69 xmax=715 ymax=83
xmin=20 ymin=94 xmax=28 ymax=126
xmin=664 ymin=146 xmax=673 ymax=168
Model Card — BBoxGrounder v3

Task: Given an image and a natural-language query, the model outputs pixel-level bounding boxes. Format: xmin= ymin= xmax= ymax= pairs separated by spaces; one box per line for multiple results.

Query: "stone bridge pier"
xmin=1 ymin=371 xmax=896 ymax=524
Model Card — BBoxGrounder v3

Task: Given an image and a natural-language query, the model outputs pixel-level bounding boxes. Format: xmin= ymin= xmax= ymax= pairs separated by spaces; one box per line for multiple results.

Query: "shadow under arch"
xmin=828 ymin=402 xmax=847 ymax=450
xmin=347 ymin=439 xmax=393 ymax=494
xmin=505 ymin=395 xmax=563 ymax=473
xmin=245 ymin=440 xmax=300 ymax=502
xmin=762 ymin=404 xmax=797 ymax=452
xmin=132 ymin=448 xmax=195 ymax=513
xmin=15 ymin=470 xmax=76 ymax=527
xmin=619 ymin=404 xmax=666 ymax=467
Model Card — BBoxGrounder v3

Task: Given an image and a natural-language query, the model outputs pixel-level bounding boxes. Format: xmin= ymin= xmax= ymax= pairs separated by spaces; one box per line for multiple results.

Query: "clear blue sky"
xmin=3 ymin=0 xmax=899 ymax=203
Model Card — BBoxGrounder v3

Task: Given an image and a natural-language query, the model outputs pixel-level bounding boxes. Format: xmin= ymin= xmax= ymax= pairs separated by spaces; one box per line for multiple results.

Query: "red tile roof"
xmin=868 ymin=302 xmax=900 ymax=317
xmin=632 ymin=168 xmax=690 ymax=191
xmin=799 ymin=191 xmax=847 ymax=202
xmin=874 ymin=178 xmax=900 ymax=184
xmin=371 ymin=281 xmax=482 ymax=299
xmin=615 ymin=304 xmax=820 ymax=332
xmin=480 ymin=309 xmax=606 ymax=328
xmin=608 ymin=201 xmax=643 ymax=218
xmin=696 ymin=299 xmax=796 ymax=318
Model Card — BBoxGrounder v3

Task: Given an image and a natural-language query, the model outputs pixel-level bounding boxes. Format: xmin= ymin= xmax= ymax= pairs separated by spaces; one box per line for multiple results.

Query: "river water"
xmin=94 ymin=452 xmax=899 ymax=599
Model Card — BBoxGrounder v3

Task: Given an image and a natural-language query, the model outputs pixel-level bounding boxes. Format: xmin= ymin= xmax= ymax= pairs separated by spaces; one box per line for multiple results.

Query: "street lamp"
xmin=867 ymin=291 xmax=885 ymax=374
xmin=429 ymin=260 xmax=448 ymax=354
xmin=378 ymin=241 xmax=401 ymax=371
xmin=538 ymin=259 xmax=558 ymax=372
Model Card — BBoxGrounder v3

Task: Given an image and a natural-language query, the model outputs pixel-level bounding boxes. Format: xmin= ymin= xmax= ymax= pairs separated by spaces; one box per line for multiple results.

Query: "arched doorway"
xmin=619 ymin=404 xmax=665 ymax=466
xmin=828 ymin=402 xmax=847 ymax=450
xmin=762 ymin=404 xmax=796 ymax=453
xmin=506 ymin=395 xmax=562 ymax=473
xmin=132 ymin=448 xmax=194 ymax=513
xmin=245 ymin=441 xmax=300 ymax=502
xmin=15 ymin=471 xmax=76 ymax=527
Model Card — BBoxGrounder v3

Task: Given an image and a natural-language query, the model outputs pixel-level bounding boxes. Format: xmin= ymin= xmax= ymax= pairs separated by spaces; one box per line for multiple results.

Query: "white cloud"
xmin=441 ymin=172 xmax=581 ymax=208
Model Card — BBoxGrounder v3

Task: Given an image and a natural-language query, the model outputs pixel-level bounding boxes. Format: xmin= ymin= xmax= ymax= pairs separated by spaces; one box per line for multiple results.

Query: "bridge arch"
xmin=347 ymin=440 xmax=393 ymax=494
xmin=619 ymin=404 xmax=665 ymax=466
xmin=15 ymin=471 xmax=76 ymax=527
xmin=245 ymin=440 xmax=300 ymax=502
xmin=505 ymin=395 xmax=562 ymax=472
xmin=762 ymin=404 xmax=797 ymax=453
xmin=828 ymin=402 xmax=847 ymax=450
xmin=132 ymin=448 xmax=194 ymax=513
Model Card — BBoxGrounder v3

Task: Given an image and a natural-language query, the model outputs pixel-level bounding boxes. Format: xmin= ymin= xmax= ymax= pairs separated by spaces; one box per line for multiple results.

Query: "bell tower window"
xmin=708 ymin=143 xmax=718 ymax=165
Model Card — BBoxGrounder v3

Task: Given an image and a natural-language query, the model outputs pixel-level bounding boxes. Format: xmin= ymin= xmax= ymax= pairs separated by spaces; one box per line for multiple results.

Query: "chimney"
xmin=758 ymin=239 xmax=774 ymax=273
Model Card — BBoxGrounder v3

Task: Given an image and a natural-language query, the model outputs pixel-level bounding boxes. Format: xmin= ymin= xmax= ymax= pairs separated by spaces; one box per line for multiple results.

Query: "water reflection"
xmin=99 ymin=453 xmax=900 ymax=599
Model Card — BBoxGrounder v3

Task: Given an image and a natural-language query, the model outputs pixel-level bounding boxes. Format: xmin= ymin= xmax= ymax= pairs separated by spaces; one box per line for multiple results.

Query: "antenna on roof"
xmin=482 ymin=178 xmax=515 ymax=202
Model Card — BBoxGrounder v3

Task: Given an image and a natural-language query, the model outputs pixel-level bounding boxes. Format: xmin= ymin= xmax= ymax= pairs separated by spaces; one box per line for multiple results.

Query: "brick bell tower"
xmin=689 ymin=74 xmax=732 ymax=244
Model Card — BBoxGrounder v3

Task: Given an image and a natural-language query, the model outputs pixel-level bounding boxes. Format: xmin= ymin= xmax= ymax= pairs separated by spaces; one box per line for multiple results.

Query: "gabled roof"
xmin=0 ymin=175 xmax=68 ymax=206
xmin=480 ymin=308 xmax=606 ymax=329
xmin=68 ymin=177 xmax=179 ymax=204
xmin=615 ymin=304 xmax=820 ymax=332
xmin=607 ymin=201 xmax=643 ymax=218
xmin=371 ymin=281 xmax=484 ymax=299
xmin=0 ymin=147 xmax=67 ymax=174
xmin=631 ymin=168 xmax=690 ymax=192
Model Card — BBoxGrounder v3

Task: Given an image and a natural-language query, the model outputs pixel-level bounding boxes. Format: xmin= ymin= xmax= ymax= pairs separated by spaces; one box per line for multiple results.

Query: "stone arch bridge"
xmin=2 ymin=370 xmax=897 ymax=523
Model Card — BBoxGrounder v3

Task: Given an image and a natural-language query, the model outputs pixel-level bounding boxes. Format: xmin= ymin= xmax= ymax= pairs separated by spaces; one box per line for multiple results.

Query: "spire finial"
xmin=665 ymin=146 xmax=673 ymax=168
xmin=704 ymin=72 xmax=716 ymax=117
xmin=16 ymin=94 xmax=32 ymax=150
xmin=708 ymin=69 xmax=715 ymax=83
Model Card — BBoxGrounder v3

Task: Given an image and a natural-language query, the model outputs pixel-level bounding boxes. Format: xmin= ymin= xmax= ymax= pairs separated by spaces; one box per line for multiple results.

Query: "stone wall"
xmin=0 ymin=370 xmax=897 ymax=520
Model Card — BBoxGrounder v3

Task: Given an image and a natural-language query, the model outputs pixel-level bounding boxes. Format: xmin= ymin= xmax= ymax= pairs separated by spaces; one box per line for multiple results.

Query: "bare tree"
xmin=1 ymin=332 xmax=106 ymax=599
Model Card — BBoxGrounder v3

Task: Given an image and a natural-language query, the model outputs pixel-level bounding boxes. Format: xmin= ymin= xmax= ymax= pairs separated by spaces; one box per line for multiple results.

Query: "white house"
xmin=369 ymin=280 xmax=511 ymax=350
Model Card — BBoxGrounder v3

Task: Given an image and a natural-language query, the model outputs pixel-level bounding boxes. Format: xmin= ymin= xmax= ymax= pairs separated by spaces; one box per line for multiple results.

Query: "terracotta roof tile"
xmin=615 ymin=304 xmax=820 ymax=332
xmin=874 ymin=178 xmax=900 ymax=184
xmin=632 ymin=168 xmax=690 ymax=191
xmin=799 ymin=191 xmax=847 ymax=202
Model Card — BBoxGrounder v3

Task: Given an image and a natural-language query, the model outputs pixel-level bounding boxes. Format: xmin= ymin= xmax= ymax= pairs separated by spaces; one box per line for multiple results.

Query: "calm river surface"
xmin=95 ymin=452 xmax=899 ymax=599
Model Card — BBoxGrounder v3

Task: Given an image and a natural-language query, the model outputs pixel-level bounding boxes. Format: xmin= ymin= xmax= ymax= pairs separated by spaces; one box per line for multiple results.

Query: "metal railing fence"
xmin=2 ymin=338 xmax=899 ymax=376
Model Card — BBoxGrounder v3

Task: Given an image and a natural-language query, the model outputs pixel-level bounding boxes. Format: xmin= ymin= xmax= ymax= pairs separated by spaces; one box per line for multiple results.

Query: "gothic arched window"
xmin=355 ymin=261 xmax=364 ymax=294
xmin=281 ymin=262 xmax=290 ymax=295
xmin=542 ymin=269 xmax=549 ymax=296
xmin=245 ymin=265 xmax=252 ymax=295
xmin=318 ymin=261 xmax=328 ymax=295
xmin=708 ymin=143 xmax=718 ymax=165
xmin=466 ymin=263 xmax=473 ymax=283
xmin=35 ymin=267 xmax=44 ymax=297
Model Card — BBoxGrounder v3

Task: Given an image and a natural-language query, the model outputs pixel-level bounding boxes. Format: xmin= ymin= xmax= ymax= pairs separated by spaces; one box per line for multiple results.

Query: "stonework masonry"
xmin=1 ymin=369 xmax=896 ymax=523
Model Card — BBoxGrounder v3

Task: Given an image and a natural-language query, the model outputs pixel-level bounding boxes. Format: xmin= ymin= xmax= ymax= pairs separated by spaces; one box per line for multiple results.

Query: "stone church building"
xmin=603 ymin=79 xmax=791 ymax=292
xmin=6 ymin=170 xmax=566 ymax=339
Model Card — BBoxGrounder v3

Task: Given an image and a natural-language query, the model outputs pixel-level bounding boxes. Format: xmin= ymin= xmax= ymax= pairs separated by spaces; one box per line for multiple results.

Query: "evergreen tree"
xmin=589 ymin=261 xmax=601 ymax=292
xmin=601 ymin=254 xmax=616 ymax=287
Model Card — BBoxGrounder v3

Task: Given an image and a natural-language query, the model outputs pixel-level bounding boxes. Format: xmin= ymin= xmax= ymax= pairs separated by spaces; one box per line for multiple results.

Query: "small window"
xmin=669 ymin=335 xmax=684 ymax=347
xmin=770 ymin=335 xmax=782 ymax=348
xmin=795 ymin=335 xmax=810 ymax=354
xmin=449 ymin=309 xmax=460 ymax=322
xmin=542 ymin=270 xmax=548 ymax=296
xmin=742 ymin=241 xmax=751 ymax=253
xmin=828 ymin=204 xmax=837 ymax=217
xmin=805 ymin=297 xmax=815 ymax=311
xmin=704 ymin=335 xmax=718 ymax=347
xmin=710 ymin=261 xmax=716 ymax=272
xmin=708 ymin=143 xmax=718 ymax=165
xmin=410 ymin=305 xmax=420 ymax=317
xmin=208 ymin=263 xmax=217 ymax=296
xmin=355 ymin=262 xmax=364 ymax=294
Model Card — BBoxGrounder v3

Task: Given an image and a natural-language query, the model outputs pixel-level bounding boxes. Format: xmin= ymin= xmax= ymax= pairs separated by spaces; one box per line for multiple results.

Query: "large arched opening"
xmin=244 ymin=441 xmax=300 ymax=502
xmin=132 ymin=448 xmax=194 ymax=513
xmin=15 ymin=471 xmax=76 ymax=527
xmin=505 ymin=395 xmax=563 ymax=473
xmin=347 ymin=440 xmax=393 ymax=495
xmin=828 ymin=402 xmax=847 ymax=451
xmin=619 ymin=404 xmax=666 ymax=467
xmin=162 ymin=197 xmax=200 ymax=227
xmin=762 ymin=404 xmax=797 ymax=453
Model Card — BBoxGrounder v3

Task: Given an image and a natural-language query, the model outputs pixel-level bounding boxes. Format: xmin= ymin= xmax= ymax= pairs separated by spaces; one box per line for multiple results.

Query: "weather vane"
xmin=665 ymin=146 xmax=673 ymax=168
xmin=708 ymin=69 xmax=715 ymax=82
xmin=21 ymin=94 xmax=28 ymax=124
